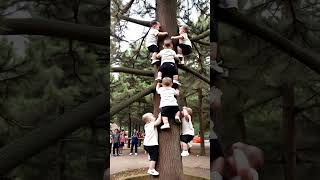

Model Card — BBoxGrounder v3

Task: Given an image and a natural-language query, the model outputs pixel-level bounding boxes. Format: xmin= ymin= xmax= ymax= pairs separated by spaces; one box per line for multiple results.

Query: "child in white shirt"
xmin=155 ymin=39 xmax=181 ymax=86
xmin=143 ymin=113 xmax=162 ymax=176
xmin=171 ymin=25 xmax=192 ymax=64
xmin=156 ymin=77 xmax=181 ymax=129
xmin=180 ymin=106 xmax=194 ymax=156
xmin=145 ymin=20 xmax=168 ymax=65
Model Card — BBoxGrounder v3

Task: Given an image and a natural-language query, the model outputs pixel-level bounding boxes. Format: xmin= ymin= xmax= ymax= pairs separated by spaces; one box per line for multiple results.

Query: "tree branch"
xmin=190 ymin=30 xmax=210 ymax=41
xmin=1 ymin=18 xmax=106 ymax=45
xmin=110 ymin=85 xmax=155 ymax=116
xmin=217 ymin=9 xmax=320 ymax=74
xmin=178 ymin=64 xmax=209 ymax=84
xmin=111 ymin=67 xmax=154 ymax=77
xmin=0 ymin=93 xmax=107 ymax=174
xmin=119 ymin=15 xmax=150 ymax=27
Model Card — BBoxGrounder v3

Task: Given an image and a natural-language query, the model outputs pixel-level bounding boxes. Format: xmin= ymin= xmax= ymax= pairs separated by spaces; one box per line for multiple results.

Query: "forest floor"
xmin=110 ymin=142 xmax=210 ymax=179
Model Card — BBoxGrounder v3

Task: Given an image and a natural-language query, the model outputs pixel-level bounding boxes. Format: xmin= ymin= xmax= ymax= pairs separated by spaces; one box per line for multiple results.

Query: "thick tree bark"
xmin=198 ymin=88 xmax=205 ymax=156
xmin=128 ymin=110 xmax=132 ymax=148
xmin=153 ymin=0 xmax=184 ymax=179
xmin=0 ymin=93 xmax=107 ymax=175
xmin=238 ymin=114 xmax=247 ymax=143
xmin=1 ymin=18 xmax=106 ymax=45
xmin=281 ymin=82 xmax=296 ymax=180
xmin=217 ymin=9 xmax=320 ymax=74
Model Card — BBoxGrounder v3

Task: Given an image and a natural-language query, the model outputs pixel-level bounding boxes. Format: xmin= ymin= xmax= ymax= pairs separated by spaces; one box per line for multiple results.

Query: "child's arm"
xmin=171 ymin=35 xmax=184 ymax=40
xmin=175 ymin=89 xmax=180 ymax=96
xmin=156 ymin=82 xmax=161 ymax=92
xmin=158 ymin=31 xmax=168 ymax=36
xmin=154 ymin=113 xmax=162 ymax=126
xmin=174 ymin=55 xmax=180 ymax=61
xmin=156 ymin=53 xmax=161 ymax=59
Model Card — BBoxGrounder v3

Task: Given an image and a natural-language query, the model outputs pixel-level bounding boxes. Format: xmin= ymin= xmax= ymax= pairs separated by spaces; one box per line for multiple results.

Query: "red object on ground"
xmin=193 ymin=136 xmax=201 ymax=143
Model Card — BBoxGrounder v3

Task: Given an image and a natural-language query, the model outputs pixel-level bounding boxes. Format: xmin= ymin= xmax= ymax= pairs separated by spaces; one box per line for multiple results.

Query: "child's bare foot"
xmin=160 ymin=123 xmax=170 ymax=129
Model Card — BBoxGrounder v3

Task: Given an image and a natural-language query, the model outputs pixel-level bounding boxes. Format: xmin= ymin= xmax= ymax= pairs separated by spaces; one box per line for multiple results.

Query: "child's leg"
xmin=160 ymin=116 xmax=170 ymax=129
xmin=182 ymin=142 xmax=188 ymax=151
xmin=149 ymin=161 xmax=156 ymax=170
xmin=173 ymin=75 xmax=179 ymax=81
xmin=113 ymin=144 xmax=115 ymax=155
xmin=152 ymin=52 xmax=157 ymax=60
xmin=162 ymin=116 xmax=169 ymax=124
xmin=177 ymin=47 xmax=183 ymax=55
xmin=156 ymin=71 xmax=162 ymax=81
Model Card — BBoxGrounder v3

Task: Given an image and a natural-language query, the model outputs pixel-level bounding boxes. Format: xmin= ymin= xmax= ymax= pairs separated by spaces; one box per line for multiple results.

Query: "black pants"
xmin=131 ymin=143 xmax=138 ymax=153
xmin=113 ymin=142 xmax=119 ymax=155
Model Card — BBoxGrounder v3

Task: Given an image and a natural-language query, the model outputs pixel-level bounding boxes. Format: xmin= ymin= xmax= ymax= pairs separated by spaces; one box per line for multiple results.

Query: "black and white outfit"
xmin=177 ymin=33 xmax=192 ymax=55
xmin=145 ymin=28 xmax=160 ymax=53
xmin=158 ymin=49 xmax=178 ymax=80
xmin=157 ymin=87 xmax=180 ymax=119
xmin=180 ymin=117 xmax=195 ymax=144
xmin=143 ymin=121 xmax=159 ymax=161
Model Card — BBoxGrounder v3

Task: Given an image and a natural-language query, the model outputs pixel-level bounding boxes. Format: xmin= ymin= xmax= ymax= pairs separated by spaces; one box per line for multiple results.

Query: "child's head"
xmin=182 ymin=106 xmax=192 ymax=116
xmin=114 ymin=128 xmax=119 ymax=133
xmin=142 ymin=113 xmax=155 ymax=123
xmin=163 ymin=39 xmax=173 ymax=49
xmin=162 ymin=77 xmax=173 ymax=87
xmin=179 ymin=25 xmax=189 ymax=34
xmin=150 ymin=20 xmax=160 ymax=30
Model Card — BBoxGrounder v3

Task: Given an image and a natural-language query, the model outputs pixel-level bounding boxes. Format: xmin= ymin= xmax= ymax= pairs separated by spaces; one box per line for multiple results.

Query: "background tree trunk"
xmin=281 ymin=82 xmax=296 ymax=180
xmin=128 ymin=110 xmax=132 ymax=148
xmin=198 ymin=88 xmax=205 ymax=156
xmin=153 ymin=0 xmax=184 ymax=179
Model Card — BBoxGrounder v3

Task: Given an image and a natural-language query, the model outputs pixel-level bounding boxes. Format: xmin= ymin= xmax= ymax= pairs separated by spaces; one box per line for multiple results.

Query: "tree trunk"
xmin=153 ymin=0 xmax=184 ymax=179
xmin=281 ymin=82 xmax=296 ymax=180
xmin=198 ymin=88 xmax=205 ymax=156
xmin=128 ymin=110 xmax=132 ymax=148
xmin=238 ymin=114 xmax=247 ymax=143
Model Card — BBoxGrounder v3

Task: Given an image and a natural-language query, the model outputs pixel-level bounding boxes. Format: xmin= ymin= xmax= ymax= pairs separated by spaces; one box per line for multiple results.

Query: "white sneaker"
xmin=188 ymin=143 xmax=192 ymax=148
xmin=135 ymin=153 xmax=138 ymax=156
xmin=173 ymin=80 xmax=181 ymax=86
xmin=160 ymin=123 xmax=170 ymax=129
xmin=181 ymin=150 xmax=189 ymax=157
xmin=155 ymin=77 xmax=161 ymax=82
xmin=147 ymin=169 xmax=159 ymax=176
xmin=129 ymin=153 xmax=132 ymax=156
xmin=151 ymin=59 xmax=160 ymax=65
xmin=175 ymin=116 xmax=181 ymax=124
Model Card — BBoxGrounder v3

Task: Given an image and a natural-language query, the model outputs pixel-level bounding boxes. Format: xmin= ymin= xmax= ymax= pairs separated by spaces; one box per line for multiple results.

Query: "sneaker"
xmin=155 ymin=77 xmax=161 ymax=82
xmin=112 ymin=154 xmax=116 ymax=157
xmin=175 ymin=116 xmax=181 ymax=124
xmin=151 ymin=59 xmax=160 ymax=65
xmin=160 ymin=123 xmax=170 ymax=129
xmin=181 ymin=150 xmax=189 ymax=157
xmin=147 ymin=169 xmax=159 ymax=176
xmin=135 ymin=153 xmax=138 ymax=156
xmin=173 ymin=80 xmax=181 ymax=86
xmin=129 ymin=153 xmax=133 ymax=156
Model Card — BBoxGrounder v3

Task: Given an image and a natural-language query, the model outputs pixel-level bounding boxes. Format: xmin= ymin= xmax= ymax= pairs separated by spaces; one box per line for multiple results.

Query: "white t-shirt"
xmin=181 ymin=117 xmax=194 ymax=135
xmin=145 ymin=28 xmax=159 ymax=47
xmin=179 ymin=33 xmax=192 ymax=47
xmin=157 ymin=87 xmax=178 ymax=108
xmin=158 ymin=49 xmax=176 ymax=65
xmin=143 ymin=121 xmax=158 ymax=146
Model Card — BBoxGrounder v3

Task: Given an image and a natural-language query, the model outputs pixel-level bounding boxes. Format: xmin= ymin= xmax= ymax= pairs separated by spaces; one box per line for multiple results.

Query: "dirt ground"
xmin=110 ymin=143 xmax=210 ymax=180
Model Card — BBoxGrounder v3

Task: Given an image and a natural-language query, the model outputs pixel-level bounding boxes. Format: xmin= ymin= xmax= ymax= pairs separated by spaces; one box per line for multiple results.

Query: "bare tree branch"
xmin=111 ymin=67 xmax=154 ymax=77
xmin=1 ymin=18 xmax=106 ymax=45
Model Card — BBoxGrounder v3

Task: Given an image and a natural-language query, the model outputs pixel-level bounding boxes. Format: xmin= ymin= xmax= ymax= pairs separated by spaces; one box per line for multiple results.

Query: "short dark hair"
xmin=150 ymin=20 xmax=159 ymax=27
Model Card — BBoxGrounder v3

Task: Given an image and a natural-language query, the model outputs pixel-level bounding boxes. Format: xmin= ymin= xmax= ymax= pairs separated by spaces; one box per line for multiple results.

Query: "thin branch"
xmin=111 ymin=67 xmax=153 ymax=77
